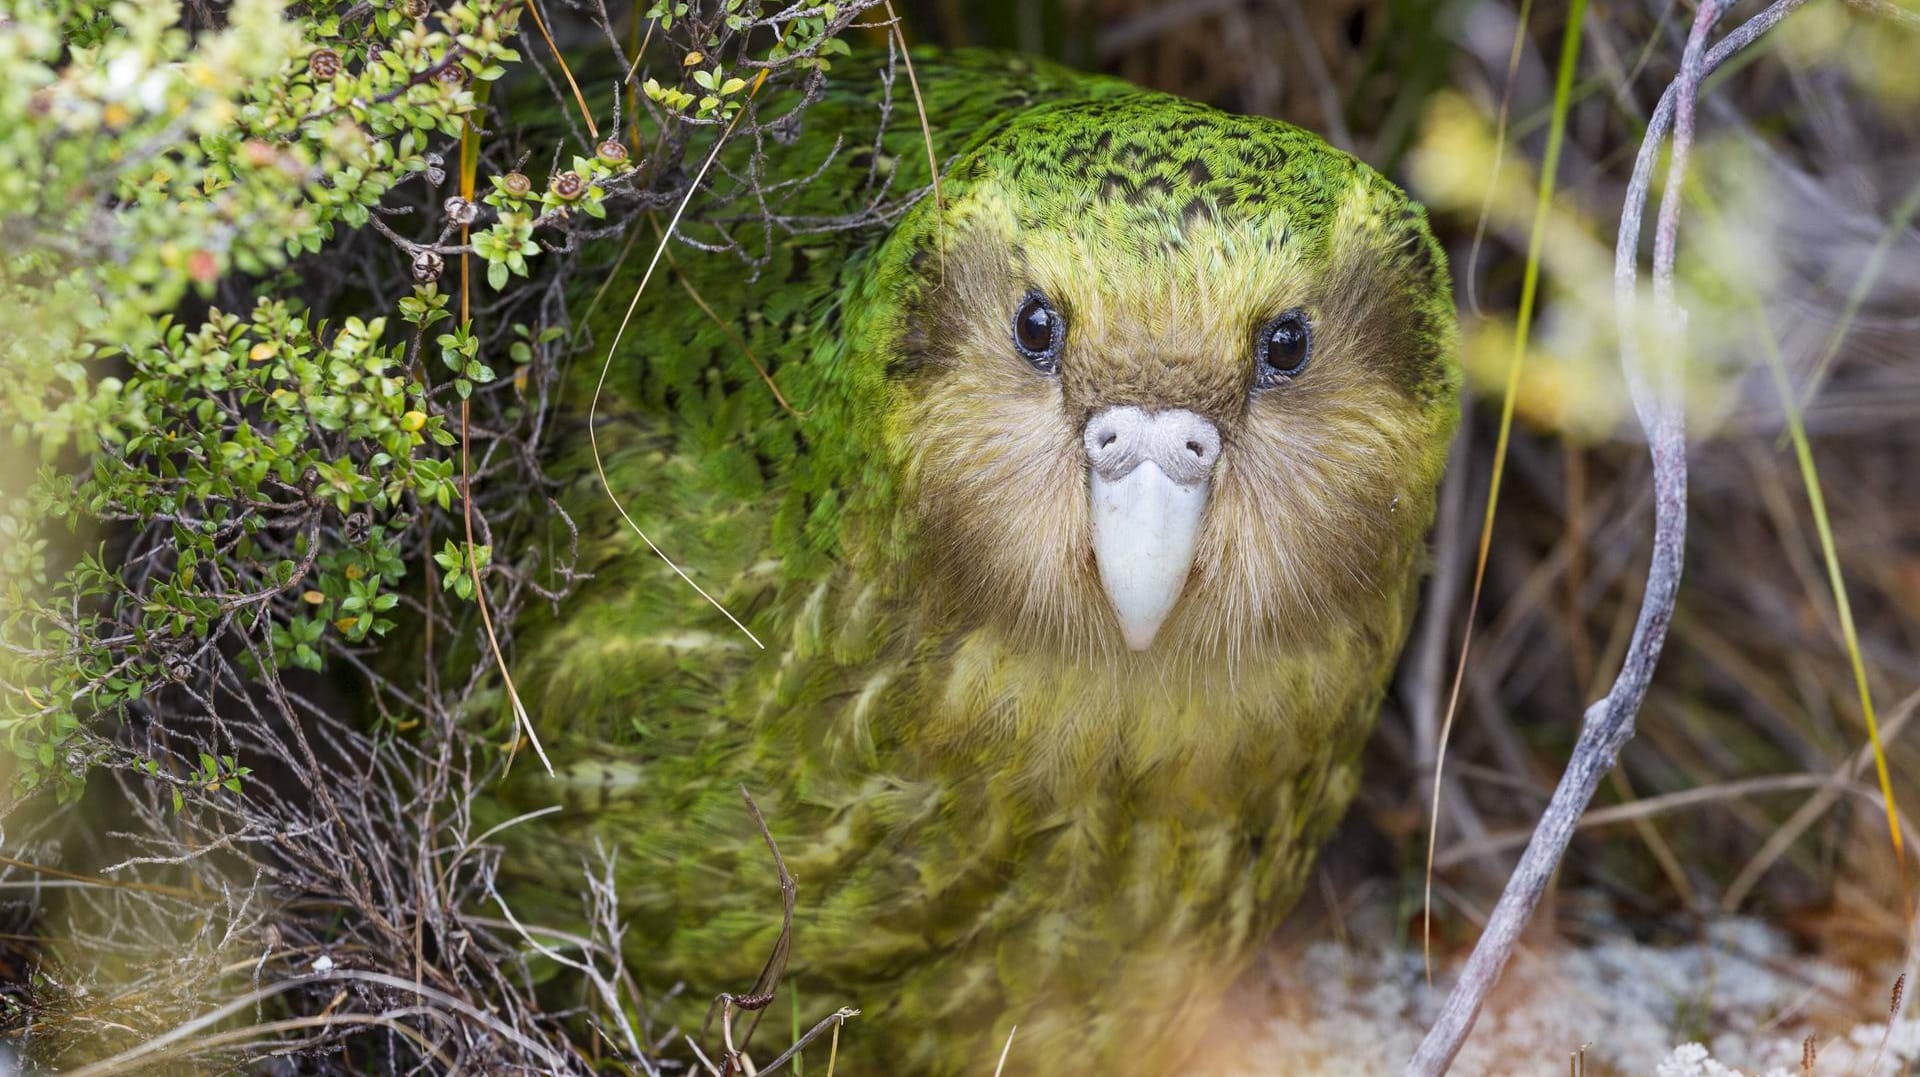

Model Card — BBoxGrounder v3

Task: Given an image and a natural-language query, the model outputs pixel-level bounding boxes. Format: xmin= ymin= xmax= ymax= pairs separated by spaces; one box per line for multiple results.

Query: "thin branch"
xmin=1403 ymin=0 xmax=1812 ymax=1069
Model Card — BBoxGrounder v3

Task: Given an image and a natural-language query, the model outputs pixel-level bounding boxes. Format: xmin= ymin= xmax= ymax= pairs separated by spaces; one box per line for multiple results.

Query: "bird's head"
xmin=840 ymin=92 xmax=1459 ymax=661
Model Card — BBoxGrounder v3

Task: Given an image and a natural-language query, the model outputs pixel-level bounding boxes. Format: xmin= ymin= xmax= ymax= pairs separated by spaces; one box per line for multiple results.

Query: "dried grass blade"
xmin=1422 ymin=0 xmax=1586 ymax=982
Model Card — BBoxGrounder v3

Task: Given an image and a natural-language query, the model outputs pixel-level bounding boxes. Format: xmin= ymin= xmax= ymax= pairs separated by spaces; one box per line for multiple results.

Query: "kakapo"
xmin=494 ymin=49 xmax=1459 ymax=1077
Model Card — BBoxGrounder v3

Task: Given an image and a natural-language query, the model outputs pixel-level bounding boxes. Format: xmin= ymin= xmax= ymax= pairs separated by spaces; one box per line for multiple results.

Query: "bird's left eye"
xmin=1255 ymin=309 xmax=1313 ymax=387
xmin=1012 ymin=292 xmax=1065 ymax=373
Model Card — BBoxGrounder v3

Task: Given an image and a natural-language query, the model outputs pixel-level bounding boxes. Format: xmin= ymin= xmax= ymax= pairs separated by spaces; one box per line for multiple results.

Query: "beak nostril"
xmin=1084 ymin=406 xmax=1220 ymax=486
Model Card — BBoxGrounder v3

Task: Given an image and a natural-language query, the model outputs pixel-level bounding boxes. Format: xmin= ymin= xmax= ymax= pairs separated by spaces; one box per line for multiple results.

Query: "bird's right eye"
xmin=1012 ymin=292 xmax=1064 ymax=373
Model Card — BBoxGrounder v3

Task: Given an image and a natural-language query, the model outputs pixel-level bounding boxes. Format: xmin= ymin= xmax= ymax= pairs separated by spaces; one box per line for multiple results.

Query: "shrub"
xmin=0 ymin=1 xmax=882 ymax=1069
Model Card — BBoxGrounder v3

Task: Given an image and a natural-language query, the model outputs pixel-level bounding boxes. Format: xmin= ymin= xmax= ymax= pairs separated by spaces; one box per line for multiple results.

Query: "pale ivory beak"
xmin=1083 ymin=406 xmax=1221 ymax=651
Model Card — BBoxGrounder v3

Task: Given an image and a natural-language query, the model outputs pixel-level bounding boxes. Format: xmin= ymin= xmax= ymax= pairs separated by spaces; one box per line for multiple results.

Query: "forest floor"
xmin=1199 ymin=909 xmax=1915 ymax=1076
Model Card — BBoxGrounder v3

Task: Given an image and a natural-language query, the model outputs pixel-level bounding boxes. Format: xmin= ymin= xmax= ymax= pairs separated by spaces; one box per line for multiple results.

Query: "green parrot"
xmin=496 ymin=49 xmax=1459 ymax=1077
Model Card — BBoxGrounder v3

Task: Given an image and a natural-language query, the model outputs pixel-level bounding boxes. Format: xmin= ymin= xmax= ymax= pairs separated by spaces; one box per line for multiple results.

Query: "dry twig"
xmin=1403 ymin=0 xmax=1814 ymax=1069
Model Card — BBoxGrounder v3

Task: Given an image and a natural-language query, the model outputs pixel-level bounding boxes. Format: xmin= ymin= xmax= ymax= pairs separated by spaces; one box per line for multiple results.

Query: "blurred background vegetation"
xmin=2 ymin=0 xmax=1917 ymax=1072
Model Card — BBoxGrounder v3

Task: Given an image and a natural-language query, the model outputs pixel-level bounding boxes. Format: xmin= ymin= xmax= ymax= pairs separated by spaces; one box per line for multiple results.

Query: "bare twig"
xmin=1403 ymin=0 xmax=1814 ymax=1069
xmin=701 ymin=786 xmax=799 ymax=1074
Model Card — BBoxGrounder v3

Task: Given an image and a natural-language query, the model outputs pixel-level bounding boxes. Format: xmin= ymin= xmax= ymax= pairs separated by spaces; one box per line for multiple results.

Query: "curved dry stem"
xmin=588 ymin=83 xmax=769 ymax=650
xmin=1402 ymin=0 xmax=1814 ymax=1069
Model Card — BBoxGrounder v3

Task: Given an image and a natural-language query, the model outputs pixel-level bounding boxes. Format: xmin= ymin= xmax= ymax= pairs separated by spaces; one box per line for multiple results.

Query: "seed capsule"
xmin=412 ymin=250 xmax=445 ymax=283
xmin=550 ymin=171 xmax=586 ymax=201
xmin=309 ymin=48 xmax=342 ymax=80
xmin=595 ymin=139 xmax=630 ymax=167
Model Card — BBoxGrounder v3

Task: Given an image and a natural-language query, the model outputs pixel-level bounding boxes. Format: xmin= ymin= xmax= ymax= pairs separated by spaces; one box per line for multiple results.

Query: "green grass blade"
xmin=1424 ymin=0 xmax=1588 ymax=975
xmin=1754 ymin=314 xmax=1904 ymax=864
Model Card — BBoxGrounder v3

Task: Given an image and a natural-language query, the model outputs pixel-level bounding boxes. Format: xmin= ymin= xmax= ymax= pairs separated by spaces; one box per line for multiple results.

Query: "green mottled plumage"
xmin=499 ymin=51 xmax=1458 ymax=1076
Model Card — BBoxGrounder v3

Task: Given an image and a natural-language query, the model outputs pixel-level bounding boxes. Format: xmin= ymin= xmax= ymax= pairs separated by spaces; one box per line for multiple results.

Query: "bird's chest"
xmin=925 ymin=658 xmax=1355 ymax=922
xmin=769 ymin=622 xmax=1372 ymax=957
xmin=776 ymin=644 xmax=1365 ymax=1071
xmin=743 ymin=601 xmax=1384 ymax=1074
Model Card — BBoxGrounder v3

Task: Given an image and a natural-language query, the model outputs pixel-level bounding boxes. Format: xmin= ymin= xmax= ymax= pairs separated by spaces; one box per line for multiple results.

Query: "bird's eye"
xmin=1012 ymin=292 xmax=1064 ymax=372
xmin=1256 ymin=309 xmax=1313 ymax=386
